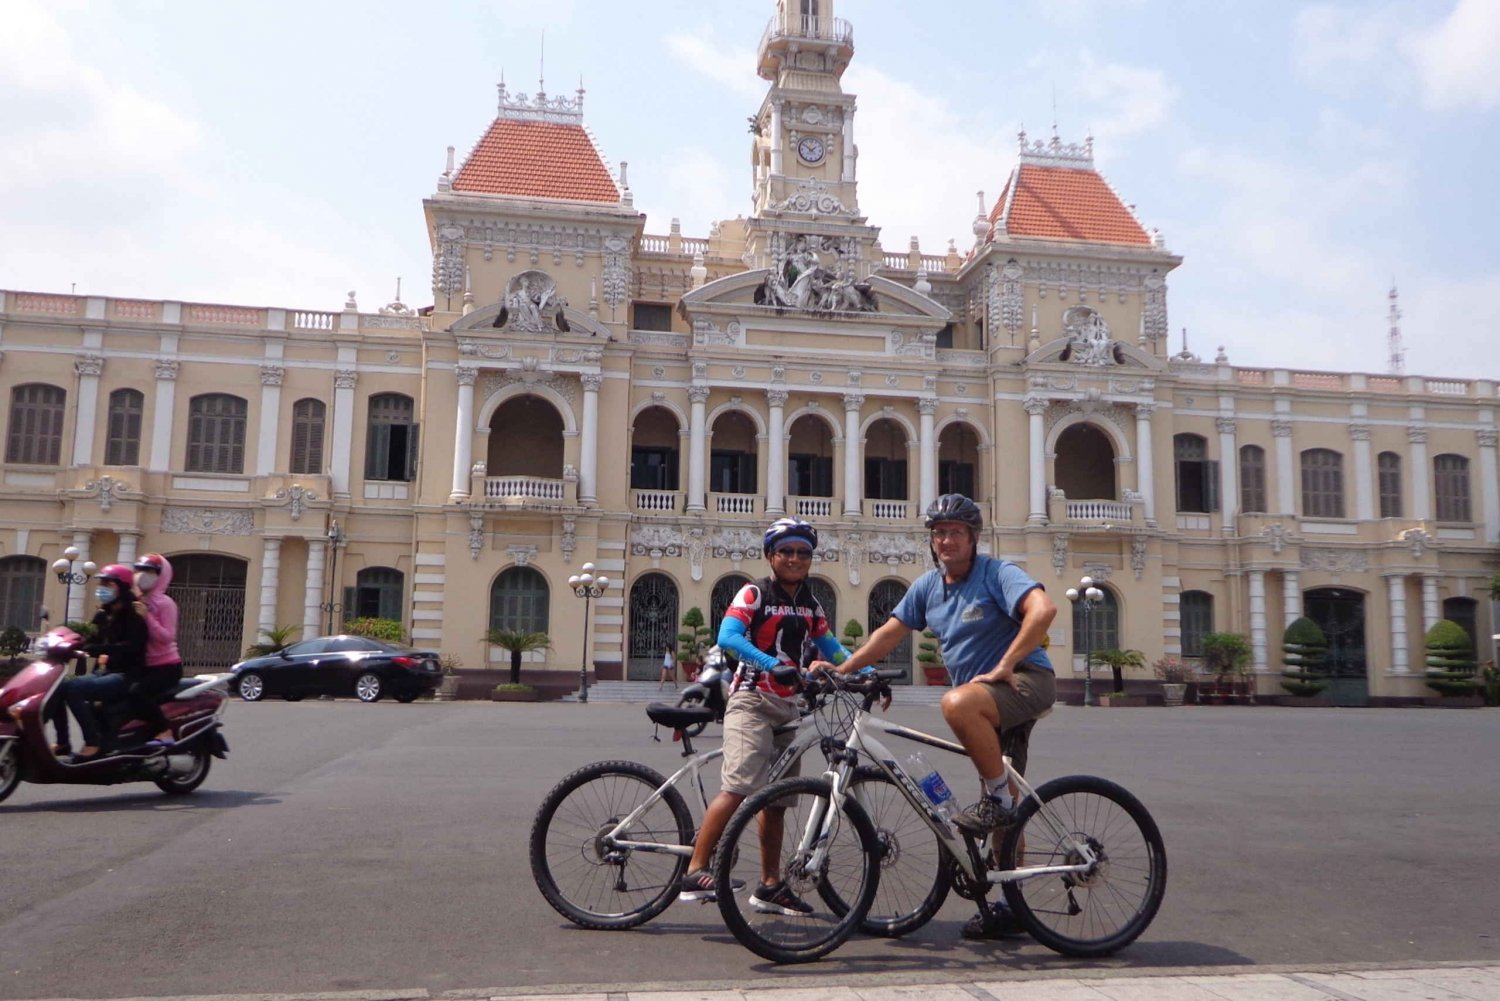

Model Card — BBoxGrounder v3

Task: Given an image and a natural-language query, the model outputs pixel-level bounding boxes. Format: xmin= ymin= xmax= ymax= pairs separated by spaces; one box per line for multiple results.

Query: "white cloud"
xmin=1070 ymin=50 xmax=1177 ymax=148
xmin=1410 ymin=0 xmax=1500 ymax=111
xmin=665 ymin=32 xmax=762 ymax=102
xmin=1291 ymin=4 xmax=1406 ymax=95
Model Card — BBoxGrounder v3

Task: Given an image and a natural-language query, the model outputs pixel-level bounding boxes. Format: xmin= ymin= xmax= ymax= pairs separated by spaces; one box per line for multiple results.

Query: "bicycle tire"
xmin=714 ymin=775 xmax=881 ymax=964
xmin=847 ymin=765 xmax=951 ymax=937
xmin=530 ymin=760 xmax=694 ymax=930
xmin=998 ymin=774 xmax=1167 ymax=957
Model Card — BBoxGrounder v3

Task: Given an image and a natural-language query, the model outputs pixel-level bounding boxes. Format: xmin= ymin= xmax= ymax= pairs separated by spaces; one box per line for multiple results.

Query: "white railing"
xmin=879 ymin=252 xmax=949 ymax=272
xmin=633 ymin=490 xmax=679 ymax=512
xmin=867 ymin=499 xmax=909 ymax=520
xmin=712 ymin=493 xmax=757 ymax=515
xmin=293 ymin=310 xmax=337 ymax=330
xmin=12 ymin=293 xmax=83 ymax=315
xmin=185 ymin=303 xmax=260 ymax=325
xmin=1291 ymin=372 xmax=1341 ymax=390
xmin=110 ymin=299 xmax=159 ymax=320
xmin=1067 ymin=500 xmax=1132 ymax=522
xmin=638 ymin=234 xmax=670 ymax=253
xmin=485 ymin=476 xmax=564 ymax=500
xmin=1426 ymin=379 xmax=1467 ymax=396
xmin=762 ymin=13 xmax=853 ymax=47
xmin=1367 ymin=376 xmax=1403 ymax=393
xmin=792 ymin=496 xmax=833 ymax=518
xmin=1235 ymin=369 xmax=1268 ymax=385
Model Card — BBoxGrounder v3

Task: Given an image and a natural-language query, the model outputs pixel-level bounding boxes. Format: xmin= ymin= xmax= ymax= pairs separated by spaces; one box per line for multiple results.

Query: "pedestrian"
xmin=657 ymin=644 xmax=677 ymax=690
xmin=129 ymin=553 xmax=184 ymax=746
xmin=677 ymin=517 xmax=852 ymax=914
xmin=814 ymin=493 xmax=1057 ymax=940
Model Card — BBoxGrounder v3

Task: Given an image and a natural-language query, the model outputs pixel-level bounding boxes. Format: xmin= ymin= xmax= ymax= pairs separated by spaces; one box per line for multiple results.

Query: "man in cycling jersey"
xmin=677 ymin=517 xmax=851 ymax=916
xmin=813 ymin=493 xmax=1056 ymax=940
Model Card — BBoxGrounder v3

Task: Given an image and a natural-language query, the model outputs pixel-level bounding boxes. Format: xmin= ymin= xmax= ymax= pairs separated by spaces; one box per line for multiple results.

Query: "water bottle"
xmin=906 ymin=752 xmax=957 ymax=824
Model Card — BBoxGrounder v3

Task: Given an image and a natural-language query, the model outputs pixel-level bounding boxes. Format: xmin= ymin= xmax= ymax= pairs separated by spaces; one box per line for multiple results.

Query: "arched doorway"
xmin=488 ymin=395 xmax=565 ymax=476
xmin=808 ymin=577 xmax=838 ymax=638
xmin=167 ymin=554 xmax=248 ymax=669
xmin=628 ymin=573 xmax=679 ymax=680
xmin=1055 ymin=423 xmax=1117 ymax=501
xmin=867 ymin=579 xmax=912 ymax=682
xmin=1305 ymin=587 xmax=1367 ymax=706
xmin=710 ymin=574 xmax=752 ymax=640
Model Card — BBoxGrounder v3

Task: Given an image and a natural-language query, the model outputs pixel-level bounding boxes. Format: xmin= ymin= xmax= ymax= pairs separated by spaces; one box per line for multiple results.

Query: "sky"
xmin=2 ymin=0 xmax=1497 ymax=378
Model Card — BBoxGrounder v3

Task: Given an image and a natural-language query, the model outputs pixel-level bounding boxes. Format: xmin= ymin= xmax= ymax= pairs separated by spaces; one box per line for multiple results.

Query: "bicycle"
xmin=712 ymin=669 xmax=1168 ymax=964
xmin=528 ymin=667 xmax=947 ymax=937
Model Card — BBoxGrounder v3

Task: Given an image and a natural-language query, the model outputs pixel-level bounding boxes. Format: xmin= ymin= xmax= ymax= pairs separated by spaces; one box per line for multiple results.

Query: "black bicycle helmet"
xmin=924 ymin=493 xmax=983 ymax=532
xmin=762 ymin=517 xmax=818 ymax=556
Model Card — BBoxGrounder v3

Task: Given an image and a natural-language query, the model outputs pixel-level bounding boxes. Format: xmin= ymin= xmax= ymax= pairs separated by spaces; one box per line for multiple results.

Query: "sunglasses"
xmin=774 ymin=547 xmax=814 ymax=559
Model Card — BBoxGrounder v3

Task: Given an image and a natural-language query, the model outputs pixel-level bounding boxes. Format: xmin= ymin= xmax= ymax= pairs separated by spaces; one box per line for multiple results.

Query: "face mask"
xmin=136 ymin=572 xmax=159 ymax=592
xmin=95 ymin=586 xmax=118 ymax=603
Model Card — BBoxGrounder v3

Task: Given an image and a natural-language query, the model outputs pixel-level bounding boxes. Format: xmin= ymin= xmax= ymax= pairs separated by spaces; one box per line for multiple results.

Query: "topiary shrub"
xmin=0 ymin=625 xmax=30 ymax=664
xmin=1280 ymin=616 xmax=1330 ymax=697
xmin=917 ymin=629 xmax=948 ymax=683
xmin=1423 ymin=619 xmax=1478 ymax=697
xmin=841 ymin=618 xmax=864 ymax=651
xmin=344 ymin=617 xmax=405 ymax=644
xmin=677 ymin=607 xmax=710 ymax=665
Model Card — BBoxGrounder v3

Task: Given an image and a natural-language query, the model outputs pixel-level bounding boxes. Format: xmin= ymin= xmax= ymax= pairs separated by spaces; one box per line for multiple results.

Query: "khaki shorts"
xmin=982 ymin=664 xmax=1057 ymax=734
xmin=720 ymin=690 xmax=802 ymax=796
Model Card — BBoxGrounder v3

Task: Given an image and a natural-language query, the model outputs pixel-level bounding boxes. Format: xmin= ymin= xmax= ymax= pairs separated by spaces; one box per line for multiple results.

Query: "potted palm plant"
xmin=484 ymin=628 xmax=552 ymax=700
xmin=1091 ymin=648 xmax=1147 ymax=705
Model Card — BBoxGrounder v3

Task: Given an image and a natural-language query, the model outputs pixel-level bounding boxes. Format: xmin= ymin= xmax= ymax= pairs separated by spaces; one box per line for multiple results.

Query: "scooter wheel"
xmin=154 ymin=744 xmax=211 ymax=795
xmin=0 ymin=742 xmax=21 ymax=804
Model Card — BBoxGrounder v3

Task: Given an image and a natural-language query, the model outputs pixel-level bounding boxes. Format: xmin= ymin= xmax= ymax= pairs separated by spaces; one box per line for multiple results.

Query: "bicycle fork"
xmin=784 ymin=762 xmax=854 ymax=883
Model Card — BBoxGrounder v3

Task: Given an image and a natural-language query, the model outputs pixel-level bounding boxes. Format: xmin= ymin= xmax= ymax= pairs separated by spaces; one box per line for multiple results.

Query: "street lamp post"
xmin=320 ymin=520 xmax=345 ymax=634
xmin=1065 ymin=576 xmax=1105 ymax=708
xmin=50 ymin=546 xmax=97 ymax=626
xmin=567 ymin=562 xmax=610 ymax=704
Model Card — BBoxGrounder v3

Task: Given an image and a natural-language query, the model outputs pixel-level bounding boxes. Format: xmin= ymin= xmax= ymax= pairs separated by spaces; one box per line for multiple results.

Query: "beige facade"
xmin=1 ymin=2 xmax=1495 ymax=702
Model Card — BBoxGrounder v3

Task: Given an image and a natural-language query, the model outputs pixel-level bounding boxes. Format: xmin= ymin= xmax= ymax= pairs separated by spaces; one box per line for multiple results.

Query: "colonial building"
xmin=2 ymin=0 xmax=1495 ymax=704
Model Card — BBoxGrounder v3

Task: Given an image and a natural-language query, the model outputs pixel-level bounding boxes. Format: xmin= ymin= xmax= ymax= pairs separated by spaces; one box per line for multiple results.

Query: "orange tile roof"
xmin=990 ymin=164 xmax=1150 ymax=247
xmin=452 ymin=118 xmax=620 ymax=203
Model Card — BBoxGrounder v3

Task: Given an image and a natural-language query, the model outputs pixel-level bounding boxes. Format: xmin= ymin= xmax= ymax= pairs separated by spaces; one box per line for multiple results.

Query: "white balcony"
xmin=865 ymin=499 xmax=910 ymax=520
xmin=790 ymin=496 xmax=834 ymax=518
xmin=710 ymin=492 xmax=758 ymax=515
xmin=1066 ymin=500 xmax=1132 ymax=522
xmin=484 ymin=476 xmax=564 ymax=501
xmin=633 ymin=490 xmax=679 ymax=513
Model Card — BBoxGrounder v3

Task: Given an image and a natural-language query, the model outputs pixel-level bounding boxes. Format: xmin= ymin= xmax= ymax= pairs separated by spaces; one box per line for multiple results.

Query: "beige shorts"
xmin=720 ymin=690 xmax=802 ymax=796
xmin=982 ymin=664 xmax=1057 ymax=732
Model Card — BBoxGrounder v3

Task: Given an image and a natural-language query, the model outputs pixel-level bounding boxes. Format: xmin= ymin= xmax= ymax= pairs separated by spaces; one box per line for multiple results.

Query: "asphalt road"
xmin=0 ymin=699 xmax=1496 ymax=1000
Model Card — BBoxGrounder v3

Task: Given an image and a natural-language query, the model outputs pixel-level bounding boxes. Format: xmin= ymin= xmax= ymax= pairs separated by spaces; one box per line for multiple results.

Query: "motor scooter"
xmin=664 ymin=645 xmax=732 ymax=738
xmin=0 ymin=627 xmax=231 ymax=804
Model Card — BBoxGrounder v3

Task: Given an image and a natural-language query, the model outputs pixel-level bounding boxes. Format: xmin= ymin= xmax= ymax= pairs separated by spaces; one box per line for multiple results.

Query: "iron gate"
xmin=868 ymin=579 xmax=912 ymax=682
xmin=628 ymin=573 xmax=679 ymax=680
xmin=1305 ymin=587 xmax=1368 ymax=706
xmin=167 ymin=555 xmax=248 ymax=669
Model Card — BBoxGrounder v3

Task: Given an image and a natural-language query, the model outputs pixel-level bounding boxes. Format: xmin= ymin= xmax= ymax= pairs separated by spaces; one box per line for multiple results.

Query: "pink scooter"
xmin=0 ymin=627 xmax=231 ymax=804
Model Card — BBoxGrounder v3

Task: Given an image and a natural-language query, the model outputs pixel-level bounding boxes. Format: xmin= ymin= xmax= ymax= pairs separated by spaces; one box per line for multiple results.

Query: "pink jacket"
xmin=141 ymin=555 xmax=182 ymax=668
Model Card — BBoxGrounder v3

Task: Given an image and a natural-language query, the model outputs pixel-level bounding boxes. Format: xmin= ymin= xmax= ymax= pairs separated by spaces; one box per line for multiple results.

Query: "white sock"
xmin=983 ymin=776 xmax=1014 ymax=808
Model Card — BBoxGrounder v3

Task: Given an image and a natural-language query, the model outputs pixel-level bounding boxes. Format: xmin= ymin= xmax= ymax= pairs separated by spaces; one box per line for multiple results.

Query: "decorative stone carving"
xmin=1400 ymin=527 xmax=1434 ymax=559
xmin=1215 ymin=417 xmax=1237 ymax=435
xmin=1082 ymin=562 xmax=1113 ymax=582
xmin=1051 ymin=534 xmax=1069 ymax=575
xmin=492 ymin=270 xmax=570 ymax=333
xmin=260 ymin=365 xmax=285 ymax=386
xmin=1023 ymin=397 xmax=1049 ymax=418
xmin=74 ymin=354 xmax=104 ymax=377
xmin=273 ymin=484 xmax=317 ymax=521
xmin=631 ymin=525 xmax=684 ymax=564
xmin=866 ymin=533 xmax=923 ymax=566
xmin=686 ymin=527 xmax=706 ymax=581
xmin=580 ymin=373 xmax=603 ymax=393
xmin=691 ymin=361 xmax=708 ymax=381
xmin=479 ymin=371 xmax=577 ymax=404
xmin=1060 ymin=306 xmax=1124 ymax=366
xmin=81 ymin=475 xmax=128 ymax=513
xmin=772 ymin=364 xmax=786 ymax=382
xmin=888 ymin=330 xmax=936 ymax=359
xmin=334 ymin=370 xmax=358 ymax=390
xmin=841 ymin=532 xmax=865 ymax=586
xmin=755 ymin=233 xmax=877 ymax=313
xmin=1349 ymin=423 xmax=1370 ymax=441
xmin=810 ymin=370 xmax=824 ymax=384
xmin=1477 ymin=428 xmax=1498 ymax=448
xmin=1263 ymin=523 xmax=1293 ymax=555
xmin=560 ymin=517 xmax=577 ymax=564
xmin=562 ymin=464 xmax=579 ymax=483
xmin=433 ymin=223 xmax=466 ymax=301
xmin=1131 ymin=537 xmax=1148 ymax=580
xmin=768 ymin=178 xmax=856 ymax=216
xmin=732 ymin=366 xmax=747 ymax=379
xmin=1271 ymin=419 xmax=1293 ymax=437
xmin=459 ymin=341 xmax=512 ymax=361
xmin=767 ymin=389 xmax=789 ymax=407
xmin=1299 ymin=548 xmax=1368 ymax=573
xmin=917 ymin=397 xmax=938 ymax=416
xmin=507 ymin=545 xmax=538 ymax=568
xmin=455 ymin=365 xmax=478 ymax=387
xmin=601 ymin=236 xmax=629 ymax=311
xmin=162 ymin=507 xmax=254 ymax=536
xmin=1000 ymin=260 xmax=1024 ymax=341
xmin=1142 ymin=273 xmax=1168 ymax=342
xmin=154 ymin=358 xmax=179 ymax=380
xmin=843 ymin=393 xmax=864 ymax=411
xmin=468 ymin=510 xmax=485 ymax=560
xmin=1135 ymin=402 xmax=1156 ymax=419
xmin=470 ymin=460 xmax=486 ymax=475
xmin=711 ymin=528 xmax=762 ymax=570
xmin=1405 ymin=426 xmax=1428 ymax=444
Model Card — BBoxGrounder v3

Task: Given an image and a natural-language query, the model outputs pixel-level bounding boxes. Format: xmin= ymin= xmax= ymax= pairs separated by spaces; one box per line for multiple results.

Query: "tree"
xmin=244 ymin=623 xmax=301 ymax=658
xmin=1201 ymin=632 xmax=1252 ymax=682
xmin=484 ymin=628 xmax=552 ymax=686
xmin=1089 ymin=647 xmax=1145 ymax=693
xmin=841 ymin=618 xmax=865 ymax=650
xmin=345 ymin=617 xmax=405 ymax=644
xmin=1279 ymin=616 xmax=1330 ymax=697
xmin=0 ymin=625 xmax=28 ymax=680
xmin=1423 ymin=619 xmax=1478 ymax=697
xmin=677 ymin=606 xmax=711 ymax=665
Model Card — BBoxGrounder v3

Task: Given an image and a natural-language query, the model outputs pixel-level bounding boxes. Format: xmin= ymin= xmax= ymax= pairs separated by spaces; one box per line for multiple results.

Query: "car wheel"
xmin=395 ymin=692 xmax=419 ymax=704
xmin=354 ymin=673 xmax=383 ymax=702
xmin=237 ymin=672 xmax=266 ymax=702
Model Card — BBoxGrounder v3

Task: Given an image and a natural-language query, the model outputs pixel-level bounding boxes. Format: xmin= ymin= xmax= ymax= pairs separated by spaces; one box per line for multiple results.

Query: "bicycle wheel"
xmin=530 ymin=760 xmax=694 ymax=929
xmin=714 ymin=776 xmax=881 ymax=964
xmin=847 ymin=765 xmax=951 ymax=936
xmin=998 ymin=774 xmax=1167 ymax=957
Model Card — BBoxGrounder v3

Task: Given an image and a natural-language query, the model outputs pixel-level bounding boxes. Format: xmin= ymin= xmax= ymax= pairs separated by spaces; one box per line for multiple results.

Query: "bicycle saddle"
xmin=645 ymin=702 xmax=715 ymax=730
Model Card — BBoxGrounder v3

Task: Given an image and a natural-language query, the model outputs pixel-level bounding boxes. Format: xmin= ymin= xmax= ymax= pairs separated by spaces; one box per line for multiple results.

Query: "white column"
xmin=1248 ymin=570 xmax=1268 ymax=673
xmin=1351 ymin=423 xmax=1374 ymax=521
xmin=302 ymin=539 xmax=326 ymax=640
xmin=841 ymin=109 xmax=855 ymax=183
xmin=766 ymin=389 xmax=788 ymax=515
xmin=770 ymin=100 xmax=783 ymax=174
xmin=68 ymin=531 xmax=92 ymax=623
xmin=1387 ymin=574 xmax=1409 ymax=673
xmin=1283 ymin=570 xmax=1301 ymax=629
xmin=687 ymin=386 xmax=708 ymax=512
xmin=843 ymin=394 xmax=864 ymax=516
xmin=1421 ymin=574 xmax=1440 ymax=634
xmin=259 ymin=536 xmax=282 ymax=639
xmin=72 ymin=354 xmax=103 ymax=466
xmin=580 ymin=373 xmax=601 ymax=505
xmin=1026 ymin=397 xmax=1047 ymax=524
xmin=917 ymin=398 xmax=938 ymax=514
xmin=148 ymin=358 xmax=179 ymax=471
xmin=450 ymin=365 xmax=477 ymax=500
xmin=116 ymin=531 xmax=140 ymax=567
xmin=1478 ymin=428 xmax=1498 ymax=543
xmin=330 ymin=366 xmax=357 ymax=500
xmin=256 ymin=364 xmax=284 ymax=476
xmin=1273 ymin=419 xmax=1295 ymax=515
xmin=1135 ymin=403 xmax=1157 ymax=527
xmin=1217 ymin=415 xmax=1238 ymax=536
xmin=1407 ymin=424 xmax=1430 ymax=521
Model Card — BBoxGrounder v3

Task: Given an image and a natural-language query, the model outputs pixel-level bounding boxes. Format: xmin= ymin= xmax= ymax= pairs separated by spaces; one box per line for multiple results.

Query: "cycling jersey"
xmin=718 ymin=576 xmax=848 ymax=700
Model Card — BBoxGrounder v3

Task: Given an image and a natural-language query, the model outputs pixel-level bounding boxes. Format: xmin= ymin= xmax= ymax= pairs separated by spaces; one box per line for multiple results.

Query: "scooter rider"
xmin=57 ymin=564 xmax=150 ymax=763
xmin=130 ymin=553 xmax=183 ymax=746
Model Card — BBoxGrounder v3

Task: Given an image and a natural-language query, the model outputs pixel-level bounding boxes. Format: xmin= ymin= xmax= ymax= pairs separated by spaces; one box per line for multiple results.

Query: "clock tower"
xmin=744 ymin=0 xmax=881 ymax=287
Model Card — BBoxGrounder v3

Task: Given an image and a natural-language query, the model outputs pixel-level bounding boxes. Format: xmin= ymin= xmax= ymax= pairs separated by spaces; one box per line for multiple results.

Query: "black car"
xmin=229 ymin=635 xmax=443 ymax=703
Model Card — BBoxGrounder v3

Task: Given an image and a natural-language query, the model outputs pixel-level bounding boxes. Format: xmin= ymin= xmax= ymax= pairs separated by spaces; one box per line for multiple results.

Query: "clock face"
xmin=797 ymin=136 xmax=825 ymax=164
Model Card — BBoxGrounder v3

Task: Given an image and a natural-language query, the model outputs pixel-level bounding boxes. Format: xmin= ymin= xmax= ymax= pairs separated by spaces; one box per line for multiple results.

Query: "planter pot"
xmin=491 ymin=689 xmax=538 ymax=703
xmin=1160 ymin=683 xmax=1187 ymax=707
xmin=920 ymin=665 xmax=950 ymax=686
xmin=435 ymin=676 xmax=461 ymax=702
xmin=1097 ymin=693 xmax=1151 ymax=707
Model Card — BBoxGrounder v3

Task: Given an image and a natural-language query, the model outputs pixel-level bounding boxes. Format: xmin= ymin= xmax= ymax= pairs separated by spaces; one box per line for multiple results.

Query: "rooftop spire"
xmin=1387 ymin=283 xmax=1405 ymax=376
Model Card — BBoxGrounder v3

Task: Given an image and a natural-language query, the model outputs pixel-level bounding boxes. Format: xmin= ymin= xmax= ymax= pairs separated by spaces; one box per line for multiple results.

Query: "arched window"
xmin=488 ymin=567 xmax=549 ymax=634
xmin=1073 ymin=585 xmax=1120 ymax=657
xmin=5 ymin=383 xmax=65 ymax=465
xmin=868 ymin=579 xmax=912 ymax=671
xmin=186 ymin=393 xmax=248 ymax=473
xmin=807 ymin=577 xmax=837 ymax=636
xmin=1442 ymin=597 xmax=1478 ymax=661
xmin=710 ymin=574 xmax=752 ymax=639
xmin=1174 ymin=434 xmax=1217 ymax=513
xmin=1238 ymin=445 xmax=1266 ymax=514
xmin=1300 ymin=448 xmax=1345 ymax=519
xmin=1377 ymin=451 xmax=1402 ymax=518
xmin=0 ymin=556 xmax=46 ymax=631
xmin=290 ymin=398 xmax=326 ymax=475
xmin=1180 ymin=591 xmax=1214 ymax=659
xmin=1433 ymin=454 xmax=1471 ymax=522
xmin=104 ymin=388 xmax=144 ymax=466
xmin=366 ymin=393 xmax=416 ymax=482
xmin=349 ymin=567 xmax=404 ymax=623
